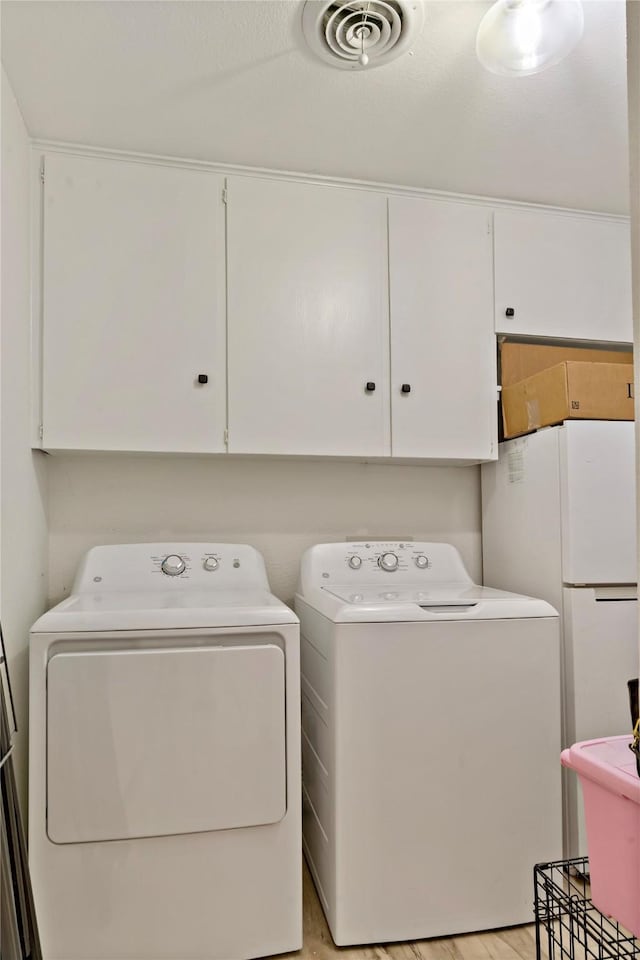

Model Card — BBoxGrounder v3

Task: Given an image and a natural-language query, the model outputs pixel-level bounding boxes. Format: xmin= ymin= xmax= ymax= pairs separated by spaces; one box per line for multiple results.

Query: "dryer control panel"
xmin=72 ymin=543 xmax=271 ymax=593
xmin=298 ymin=541 xmax=472 ymax=591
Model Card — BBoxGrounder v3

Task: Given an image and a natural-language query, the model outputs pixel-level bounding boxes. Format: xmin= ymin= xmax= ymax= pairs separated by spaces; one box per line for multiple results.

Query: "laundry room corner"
xmin=0 ymin=67 xmax=49 ymax=818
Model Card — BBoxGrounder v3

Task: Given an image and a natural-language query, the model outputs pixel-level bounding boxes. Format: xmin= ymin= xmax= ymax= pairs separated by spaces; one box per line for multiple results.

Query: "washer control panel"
xmin=344 ymin=543 xmax=435 ymax=575
xmin=300 ymin=541 xmax=472 ymax=592
xmin=153 ymin=548 xmax=244 ymax=579
xmin=73 ymin=543 xmax=271 ymax=594
xmin=160 ymin=552 xmax=223 ymax=576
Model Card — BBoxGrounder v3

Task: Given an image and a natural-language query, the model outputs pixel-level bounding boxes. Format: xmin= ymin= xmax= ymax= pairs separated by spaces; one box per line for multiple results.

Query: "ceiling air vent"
xmin=301 ymin=0 xmax=424 ymax=70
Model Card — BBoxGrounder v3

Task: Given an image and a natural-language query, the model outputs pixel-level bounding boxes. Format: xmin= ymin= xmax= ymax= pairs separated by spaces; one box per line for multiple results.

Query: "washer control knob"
xmin=379 ymin=552 xmax=399 ymax=572
xmin=348 ymin=555 xmax=362 ymax=570
xmin=203 ymin=557 xmax=219 ymax=572
xmin=415 ymin=555 xmax=429 ymax=569
xmin=161 ymin=554 xmax=186 ymax=576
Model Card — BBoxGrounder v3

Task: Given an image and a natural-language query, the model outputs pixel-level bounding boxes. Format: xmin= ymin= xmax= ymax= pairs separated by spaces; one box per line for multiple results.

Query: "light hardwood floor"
xmin=282 ymin=863 xmax=538 ymax=960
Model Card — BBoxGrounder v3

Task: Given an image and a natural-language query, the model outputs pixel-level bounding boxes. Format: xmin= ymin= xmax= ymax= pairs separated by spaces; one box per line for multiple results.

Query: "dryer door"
xmin=47 ymin=641 xmax=286 ymax=843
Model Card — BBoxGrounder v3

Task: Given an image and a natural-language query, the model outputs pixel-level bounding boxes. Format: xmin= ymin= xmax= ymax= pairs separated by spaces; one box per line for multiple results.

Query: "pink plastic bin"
xmin=561 ymin=736 xmax=640 ymax=937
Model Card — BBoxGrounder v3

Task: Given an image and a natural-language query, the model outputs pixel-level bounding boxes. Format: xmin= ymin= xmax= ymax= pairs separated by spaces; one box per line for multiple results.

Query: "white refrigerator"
xmin=481 ymin=420 xmax=638 ymax=857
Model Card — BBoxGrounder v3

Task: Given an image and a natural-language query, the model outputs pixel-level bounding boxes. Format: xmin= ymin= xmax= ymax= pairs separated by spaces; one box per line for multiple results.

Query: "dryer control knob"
xmin=203 ymin=556 xmax=219 ymax=572
xmin=161 ymin=554 xmax=186 ymax=576
xmin=415 ymin=555 xmax=429 ymax=569
xmin=379 ymin=552 xmax=399 ymax=572
xmin=348 ymin=556 xmax=362 ymax=569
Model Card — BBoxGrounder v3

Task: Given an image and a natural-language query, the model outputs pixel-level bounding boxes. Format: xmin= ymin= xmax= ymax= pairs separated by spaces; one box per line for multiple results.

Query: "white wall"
xmin=1 ymin=68 xmax=49 ymax=814
xmin=48 ymin=455 xmax=482 ymax=606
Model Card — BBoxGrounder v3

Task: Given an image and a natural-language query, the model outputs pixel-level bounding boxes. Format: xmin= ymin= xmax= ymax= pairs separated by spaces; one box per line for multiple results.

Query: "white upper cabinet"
xmin=389 ymin=197 xmax=497 ymax=461
xmin=39 ymin=150 xmax=626 ymax=462
xmin=41 ymin=154 xmax=226 ymax=452
xmin=226 ymin=177 xmax=390 ymax=457
xmin=494 ymin=208 xmax=632 ymax=343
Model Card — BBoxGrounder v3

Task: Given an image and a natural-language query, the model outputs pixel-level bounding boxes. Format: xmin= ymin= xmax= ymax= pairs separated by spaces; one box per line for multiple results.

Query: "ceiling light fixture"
xmin=476 ymin=0 xmax=584 ymax=77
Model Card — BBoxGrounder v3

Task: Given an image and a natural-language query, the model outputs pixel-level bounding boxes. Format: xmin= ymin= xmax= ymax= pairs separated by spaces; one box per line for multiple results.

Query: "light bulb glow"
xmin=476 ymin=0 xmax=584 ymax=77
xmin=513 ymin=3 xmax=543 ymax=69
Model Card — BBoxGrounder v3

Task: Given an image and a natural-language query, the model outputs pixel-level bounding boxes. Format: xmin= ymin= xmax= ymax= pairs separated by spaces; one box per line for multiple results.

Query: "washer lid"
xmin=299 ymin=581 xmax=557 ymax=622
xmin=296 ymin=541 xmax=558 ymax=622
xmin=31 ymin=589 xmax=298 ymax=633
xmin=325 ymin=582 xmax=517 ymax=605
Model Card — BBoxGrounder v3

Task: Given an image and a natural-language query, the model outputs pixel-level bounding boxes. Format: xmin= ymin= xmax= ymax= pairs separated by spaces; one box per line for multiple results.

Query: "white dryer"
xmin=29 ymin=543 xmax=301 ymax=960
xmin=295 ymin=541 xmax=563 ymax=946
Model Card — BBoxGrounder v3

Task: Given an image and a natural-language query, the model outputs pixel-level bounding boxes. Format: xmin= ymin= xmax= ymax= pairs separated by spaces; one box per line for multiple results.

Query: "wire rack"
xmin=534 ymin=859 xmax=639 ymax=960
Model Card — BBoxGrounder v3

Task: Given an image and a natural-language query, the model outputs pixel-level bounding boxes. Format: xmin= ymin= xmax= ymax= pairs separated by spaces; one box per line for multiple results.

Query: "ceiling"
xmin=1 ymin=0 xmax=630 ymax=214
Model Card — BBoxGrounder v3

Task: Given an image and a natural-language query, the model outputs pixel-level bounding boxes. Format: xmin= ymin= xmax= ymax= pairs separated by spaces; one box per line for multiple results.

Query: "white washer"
xmin=295 ymin=541 xmax=563 ymax=946
xmin=29 ymin=543 xmax=302 ymax=960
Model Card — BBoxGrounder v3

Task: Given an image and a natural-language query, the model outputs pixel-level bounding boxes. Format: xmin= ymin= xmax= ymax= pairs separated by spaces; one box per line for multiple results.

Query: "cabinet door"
xmin=226 ymin=177 xmax=389 ymax=456
xmin=42 ymin=154 xmax=226 ymax=452
xmin=494 ymin=208 xmax=632 ymax=342
xmin=389 ymin=197 xmax=497 ymax=461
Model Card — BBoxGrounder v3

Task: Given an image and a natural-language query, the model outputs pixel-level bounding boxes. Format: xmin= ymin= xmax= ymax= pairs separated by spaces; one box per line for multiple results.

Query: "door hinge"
xmin=222 ymin=187 xmax=228 ymax=205
xmin=40 ymin=166 xmax=45 ymax=185
xmin=38 ymin=423 xmax=44 ymax=441
xmin=224 ymin=428 xmax=229 ymax=446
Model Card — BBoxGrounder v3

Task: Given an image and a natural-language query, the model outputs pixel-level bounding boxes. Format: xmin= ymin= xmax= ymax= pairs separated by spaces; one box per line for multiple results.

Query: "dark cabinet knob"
xmin=505 ymin=307 xmax=515 ymax=317
xmin=401 ymin=384 xmax=411 ymax=394
xmin=197 ymin=374 xmax=209 ymax=384
xmin=365 ymin=382 xmax=376 ymax=392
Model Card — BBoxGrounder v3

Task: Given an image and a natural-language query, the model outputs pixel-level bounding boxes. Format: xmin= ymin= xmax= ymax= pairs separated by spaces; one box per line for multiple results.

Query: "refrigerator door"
xmin=562 ymin=586 xmax=638 ymax=857
xmin=560 ymin=421 xmax=636 ymax=585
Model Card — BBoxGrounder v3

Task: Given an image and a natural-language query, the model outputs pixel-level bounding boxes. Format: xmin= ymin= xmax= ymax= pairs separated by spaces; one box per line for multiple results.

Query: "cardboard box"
xmin=502 ymin=360 xmax=635 ymax=439
xmin=500 ymin=341 xmax=632 ymax=388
